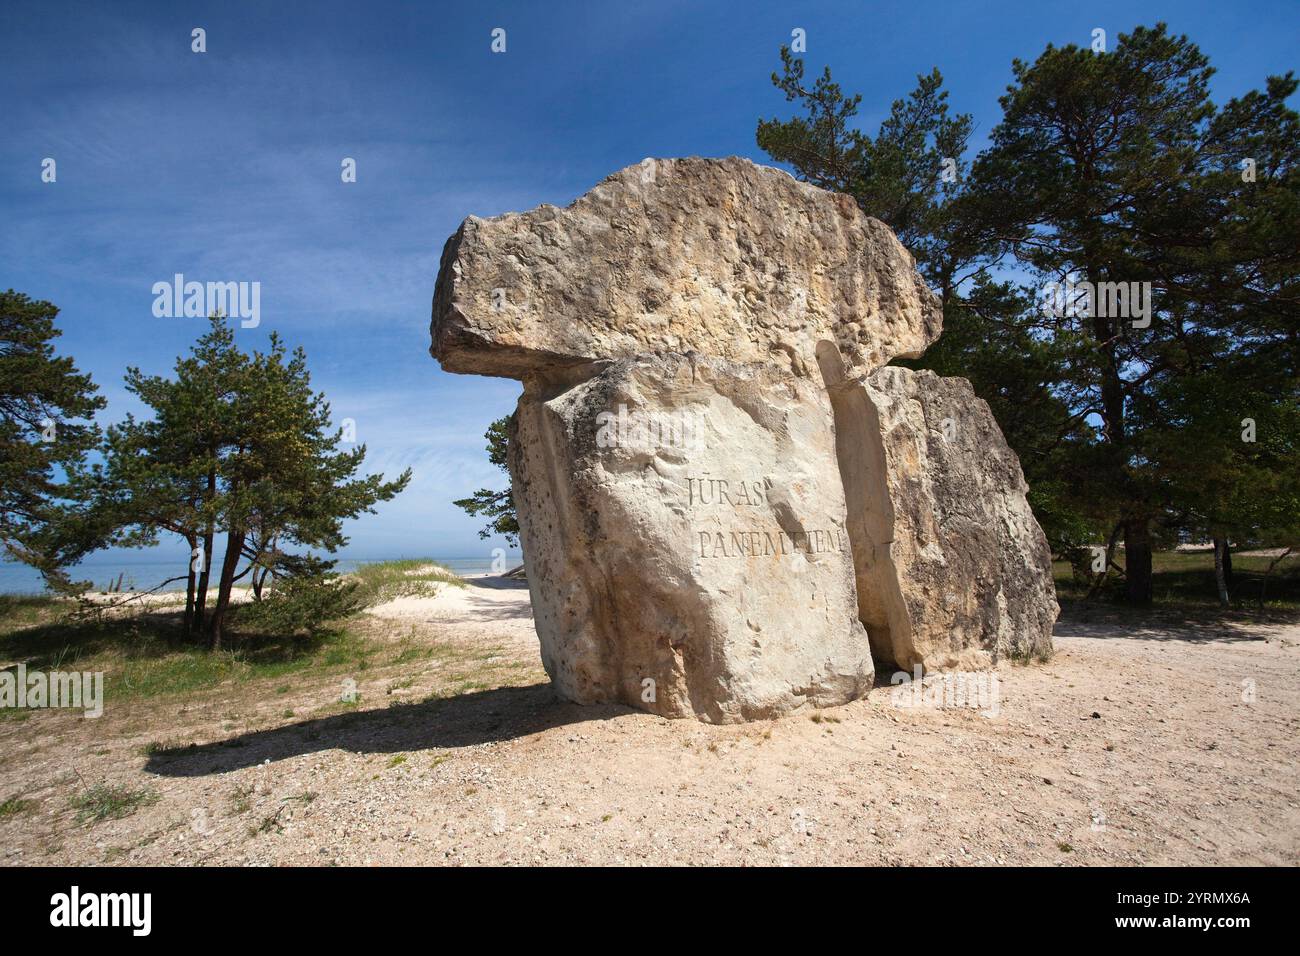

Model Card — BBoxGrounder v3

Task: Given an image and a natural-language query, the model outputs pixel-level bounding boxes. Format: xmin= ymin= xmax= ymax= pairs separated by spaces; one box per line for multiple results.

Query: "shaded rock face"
xmin=509 ymin=354 xmax=871 ymax=722
xmin=431 ymin=156 xmax=1057 ymax=722
xmin=817 ymin=357 xmax=1059 ymax=671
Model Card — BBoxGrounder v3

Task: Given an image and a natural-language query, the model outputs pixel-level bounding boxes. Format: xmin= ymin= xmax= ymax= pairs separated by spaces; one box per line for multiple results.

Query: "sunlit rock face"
xmin=507 ymin=353 xmax=871 ymax=722
xmin=431 ymin=157 xmax=941 ymax=379
xmin=431 ymin=156 xmax=1056 ymax=723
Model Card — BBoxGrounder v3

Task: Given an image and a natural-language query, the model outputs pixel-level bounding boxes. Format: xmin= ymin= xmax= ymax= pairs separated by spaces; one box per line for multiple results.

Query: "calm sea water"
xmin=0 ymin=555 xmax=520 ymax=595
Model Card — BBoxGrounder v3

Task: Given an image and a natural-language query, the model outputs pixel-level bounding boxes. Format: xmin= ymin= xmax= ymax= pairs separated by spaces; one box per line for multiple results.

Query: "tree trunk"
xmin=251 ymin=536 xmax=273 ymax=601
xmin=184 ymin=534 xmax=197 ymax=633
xmin=1212 ymin=536 xmax=1231 ymax=607
xmin=1085 ymin=520 xmax=1125 ymax=600
xmin=1258 ymin=547 xmax=1294 ymax=611
xmin=1090 ymin=267 xmax=1149 ymax=606
xmin=1123 ymin=517 xmax=1153 ymax=604
xmin=192 ymin=468 xmax=217 ymax=638
xmin=208 ymin=529 xmax=245 ymax=651
xmin=193 ymin=533 xmax=212 ymax=638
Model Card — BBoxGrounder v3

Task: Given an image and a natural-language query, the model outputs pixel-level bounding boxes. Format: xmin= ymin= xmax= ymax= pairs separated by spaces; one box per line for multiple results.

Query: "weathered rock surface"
xmin=432 ymin=157 xmax=941 ymax=380
xmin=819 ymin=363 xmax=1058 ymax=670
xmin=430 ymin=156 xmax=1057 ymax=722
xmin=509 ymin=353 xmax=872 ymax=722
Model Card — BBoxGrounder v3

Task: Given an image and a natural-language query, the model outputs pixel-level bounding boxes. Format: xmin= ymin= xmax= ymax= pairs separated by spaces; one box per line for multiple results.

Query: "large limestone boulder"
xmin=430 ymin=155 xmax=1057 ymax=723
xmin=432 ymin=157 xmax=941 ymax=380
xmin=817 ymin=361 xmax=1058 ymax=670
xmin=509 ymin=353 xmax=872 ymax=722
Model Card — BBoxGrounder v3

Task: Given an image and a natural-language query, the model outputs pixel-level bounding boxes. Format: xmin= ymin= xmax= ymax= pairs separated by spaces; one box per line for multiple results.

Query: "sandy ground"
xmin=366 ymin=573 xmax=542 ymax=659
xmin=2 ymin=575 xmax=1297 ymax=866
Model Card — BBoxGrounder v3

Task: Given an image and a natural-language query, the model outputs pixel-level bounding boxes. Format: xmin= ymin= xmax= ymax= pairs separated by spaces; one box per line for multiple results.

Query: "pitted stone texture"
xmin=508 ymin=353 xmax=873 ymax=723
xmin=431 ymin=157 xmax=941 ymax=380
xmin=837 ymin=367 xmax=1058 ymax=670
xmin=428 ymin=156 xmax=1059 ymax=721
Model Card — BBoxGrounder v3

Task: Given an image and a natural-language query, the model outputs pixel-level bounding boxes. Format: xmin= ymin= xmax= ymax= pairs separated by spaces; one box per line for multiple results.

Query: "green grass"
xmin=0 ymin=596 xmax=381 ymax=707
xmin=113 ymin=631 xmax=377 ymax=701
xmin=0 ymin=561 xmax=463 ymax=708
xmin=139 ymin=738 xmax=189 ymax=757
xmin=349 ymin=559 xmax=466 ymax=606
xmin=1053 ymin=548 xmax=1300 ymax=615
xmin=255 ymin=809 xmax=286 ymax=834
xmin=69 ymin=783 xmax=159 ymax=824
xmin=1008 ymin=645 xmax=1053 ymax=665
xmin=0 ymin=594 xmax=60 ymax=629
xmin=0 ymin=794 xmax=35 ymax=818
xmin=229 ymin=784 xmax=255 ymax=815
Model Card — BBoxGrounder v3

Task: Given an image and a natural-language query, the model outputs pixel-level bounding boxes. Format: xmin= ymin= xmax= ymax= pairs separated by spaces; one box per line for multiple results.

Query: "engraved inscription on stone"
xmin=687 ymin=475 xmax=847 ymax=559
xmin=430 ymin=156 xmax=1058 ymax=722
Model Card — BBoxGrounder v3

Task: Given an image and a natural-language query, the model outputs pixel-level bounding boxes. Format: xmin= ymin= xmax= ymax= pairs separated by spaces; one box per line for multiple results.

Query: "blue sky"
xmin=2 ymin=0 xmax=1296 ymax=565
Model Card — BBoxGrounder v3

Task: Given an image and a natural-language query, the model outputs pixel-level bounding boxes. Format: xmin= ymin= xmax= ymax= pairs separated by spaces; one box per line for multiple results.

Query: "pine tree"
xmin=757 ymin=24 xmax=1300 ymax=604
xmin=453 ymin=415 xmax=518 ymax=548
xmin=966 ymin=24 xmax=1299 ymax=601
xmin=96 ymin=316 xmax=411 ymax=648
xmin=756 ymin=46 xmax=1090 ymax=554
xmin=0 ymin=290 xmax=104 ymax=583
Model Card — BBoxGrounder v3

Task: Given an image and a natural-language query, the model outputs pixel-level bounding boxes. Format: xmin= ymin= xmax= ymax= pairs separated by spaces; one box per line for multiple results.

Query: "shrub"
xmin=235 ymin=571 xmax=362 ymax=636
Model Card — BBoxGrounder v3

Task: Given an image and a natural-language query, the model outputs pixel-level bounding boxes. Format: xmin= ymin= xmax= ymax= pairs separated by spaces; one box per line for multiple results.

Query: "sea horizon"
xmin=0 ymin=553 xmax=523 ymax=595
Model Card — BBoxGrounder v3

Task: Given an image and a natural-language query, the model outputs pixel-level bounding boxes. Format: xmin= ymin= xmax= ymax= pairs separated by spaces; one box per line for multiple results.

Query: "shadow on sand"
xmin=1054 ymin=599 xmax=1293 ymax=643
xmin=465 ymin=575 xmax=529 ymax=592
xmin=144 ymin=682 xmax=631 ymax=778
